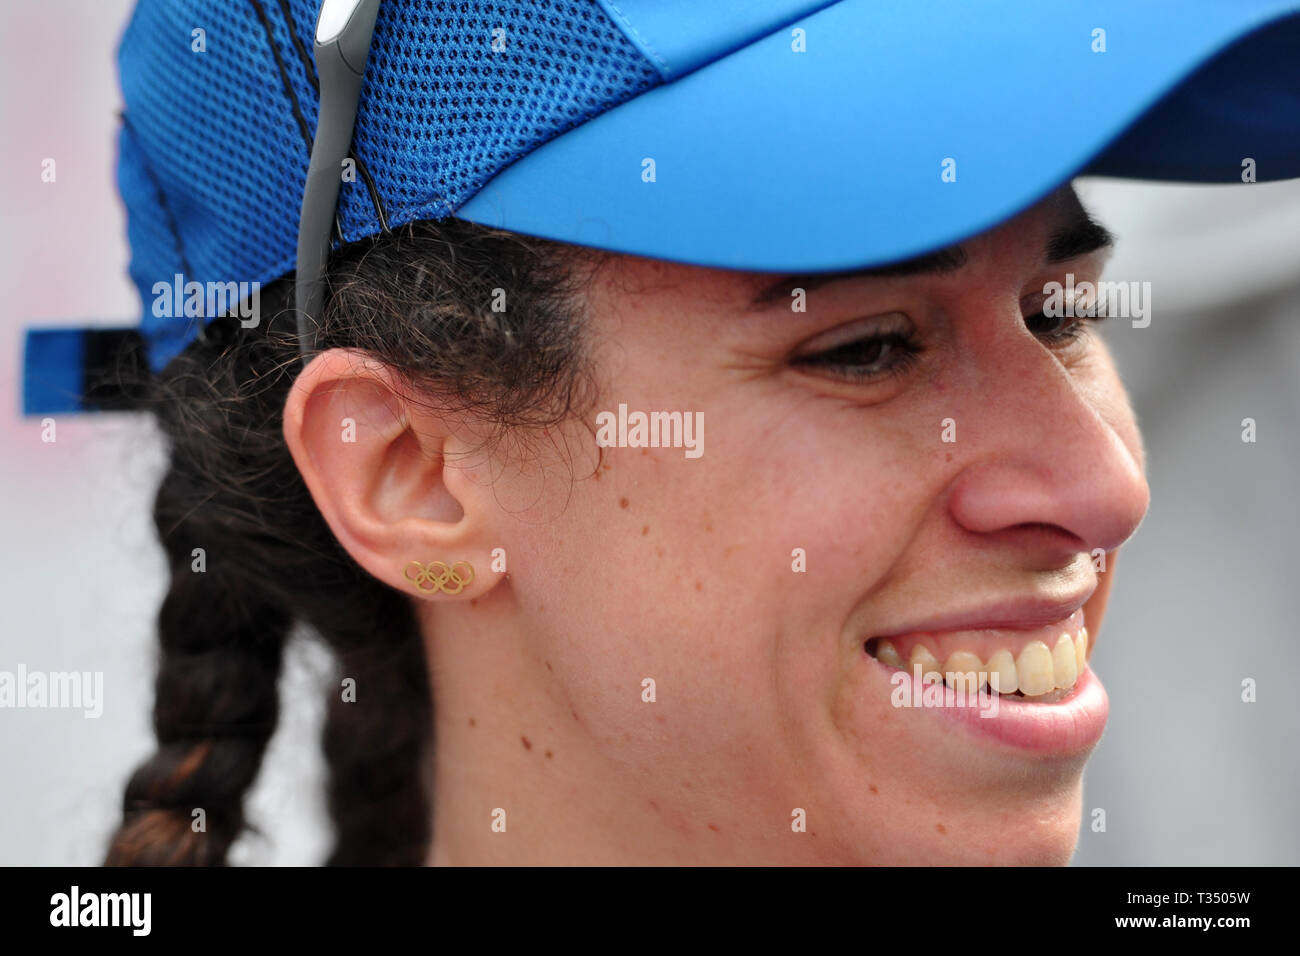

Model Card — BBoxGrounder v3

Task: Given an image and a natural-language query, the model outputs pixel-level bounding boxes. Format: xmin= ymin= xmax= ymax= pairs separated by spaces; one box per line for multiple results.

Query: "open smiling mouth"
xmin=858 ymin=607 xmax=1109 ymax=752
xmin=863 ymin=608 xmax=1091 ymax=702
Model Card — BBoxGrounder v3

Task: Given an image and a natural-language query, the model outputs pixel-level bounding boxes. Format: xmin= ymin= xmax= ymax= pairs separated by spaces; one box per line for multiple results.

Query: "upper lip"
xmin=873 ymin=588 xmax=1096 ymax=638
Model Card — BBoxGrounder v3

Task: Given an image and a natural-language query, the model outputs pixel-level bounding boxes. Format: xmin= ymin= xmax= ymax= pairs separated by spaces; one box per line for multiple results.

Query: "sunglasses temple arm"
xmin=294 ymin=0 xmax=383 ymax=362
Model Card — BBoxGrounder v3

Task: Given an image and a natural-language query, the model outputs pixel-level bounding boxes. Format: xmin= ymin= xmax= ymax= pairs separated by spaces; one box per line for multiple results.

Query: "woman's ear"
xmin=281 ymin=348 xmax=500 ymax=601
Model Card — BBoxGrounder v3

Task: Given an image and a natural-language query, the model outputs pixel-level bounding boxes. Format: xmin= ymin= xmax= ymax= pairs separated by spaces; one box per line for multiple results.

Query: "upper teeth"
xmin=874 ymin=629 xmax=1089 ymax=697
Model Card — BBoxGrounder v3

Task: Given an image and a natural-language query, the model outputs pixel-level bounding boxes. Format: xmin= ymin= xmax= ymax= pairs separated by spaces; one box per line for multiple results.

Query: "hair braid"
xmin=104 ymin=457 xmax=293 ymax=864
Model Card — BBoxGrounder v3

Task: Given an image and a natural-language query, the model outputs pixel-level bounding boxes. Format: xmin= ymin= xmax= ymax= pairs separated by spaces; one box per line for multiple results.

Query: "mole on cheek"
xmin=521 ymin=735 xmax=532 ymax=751
xmin=619 ymin=497 xmax=630 ymax=508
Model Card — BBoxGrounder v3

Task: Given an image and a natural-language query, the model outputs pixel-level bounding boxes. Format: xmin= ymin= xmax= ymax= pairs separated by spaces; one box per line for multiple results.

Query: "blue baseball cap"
xmin=21 ymin=0 xmax=1300 ymax=415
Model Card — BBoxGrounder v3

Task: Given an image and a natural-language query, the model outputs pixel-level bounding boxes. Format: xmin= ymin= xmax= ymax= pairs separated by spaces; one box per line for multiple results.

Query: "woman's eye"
xmin=792 ymin=332 xmax=922 ymax=383
xmin=1024 ymin=310 xmax=1078 ymax=339
xmin=1024 ymin=290 xmax=1111 ymax=345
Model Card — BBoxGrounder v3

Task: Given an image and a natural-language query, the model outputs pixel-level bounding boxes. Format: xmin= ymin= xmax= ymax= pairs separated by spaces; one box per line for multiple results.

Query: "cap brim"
xmin=457 ymin=0 xmax=1300 ymax=272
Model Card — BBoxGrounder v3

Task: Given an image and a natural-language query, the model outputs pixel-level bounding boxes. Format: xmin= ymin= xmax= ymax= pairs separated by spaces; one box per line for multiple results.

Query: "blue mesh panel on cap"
xmin=117 ymin=0 xmax=661 ymax=373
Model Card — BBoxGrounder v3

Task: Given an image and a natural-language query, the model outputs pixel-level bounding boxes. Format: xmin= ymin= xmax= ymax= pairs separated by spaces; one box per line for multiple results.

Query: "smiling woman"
xmin=21 ymin=0 xmax=1300 ymax=869
xmin=106 ymin=186 xmax=1144 ymax=866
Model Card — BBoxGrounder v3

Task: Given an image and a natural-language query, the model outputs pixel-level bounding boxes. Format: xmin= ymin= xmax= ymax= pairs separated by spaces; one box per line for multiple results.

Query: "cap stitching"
xmin=120 ymin=112 xmax=207 ymax=346
xmin=602 ymin=1 xmax=671 ymax=78
xmin=248 ymin=0 xmax=314 ymax=157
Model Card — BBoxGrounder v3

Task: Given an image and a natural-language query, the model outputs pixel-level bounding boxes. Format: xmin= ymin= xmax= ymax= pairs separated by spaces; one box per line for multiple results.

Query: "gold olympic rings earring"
xmin=404 ymin=560 xmax=475 ymax=595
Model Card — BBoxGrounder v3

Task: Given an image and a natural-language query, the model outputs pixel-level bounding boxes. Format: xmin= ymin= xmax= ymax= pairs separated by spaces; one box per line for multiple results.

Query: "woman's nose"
xmin=944 ymin=336 xmax=1150 ymax=558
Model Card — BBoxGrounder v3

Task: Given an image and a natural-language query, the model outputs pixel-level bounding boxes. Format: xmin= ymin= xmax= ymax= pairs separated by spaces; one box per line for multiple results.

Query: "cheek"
xmin=507 ymin=417 xmax=926 ymax=766
xmin=492 ymin=448 xmax=785 ymax=765
xmin=757 ymin=399 xmax=950 ymax=607
xmin=647 ymin=411 xmax=939 ymax=728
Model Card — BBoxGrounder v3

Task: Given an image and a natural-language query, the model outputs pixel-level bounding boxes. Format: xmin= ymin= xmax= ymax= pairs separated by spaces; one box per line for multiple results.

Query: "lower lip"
xmin=873 ymin=658 xmax=1109 ymax=754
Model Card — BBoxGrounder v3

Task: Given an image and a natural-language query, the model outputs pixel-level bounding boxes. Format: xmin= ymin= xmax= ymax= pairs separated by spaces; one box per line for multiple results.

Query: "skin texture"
xmin=282 ymin=187 xmax=1150 ymax=865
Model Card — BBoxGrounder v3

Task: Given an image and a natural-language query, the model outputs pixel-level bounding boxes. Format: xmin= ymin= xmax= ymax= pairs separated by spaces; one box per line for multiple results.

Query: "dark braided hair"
xmin=103 ymin=218 xmax=601 ymax=865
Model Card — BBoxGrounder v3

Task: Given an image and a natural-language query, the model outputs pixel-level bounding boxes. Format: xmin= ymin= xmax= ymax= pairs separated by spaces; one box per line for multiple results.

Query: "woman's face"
xmin=330 ymin=187 xmax=1150 ymax=864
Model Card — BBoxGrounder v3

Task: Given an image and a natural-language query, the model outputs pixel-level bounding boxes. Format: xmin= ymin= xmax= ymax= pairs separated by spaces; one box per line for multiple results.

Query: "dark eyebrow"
xmin=749 ymin=245 xmax=968 ymax=308
xmin=1045 ymin=212 xmax=1114 ymax=264
xmin=747 ymin=204 xmax=1113 ymax=310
